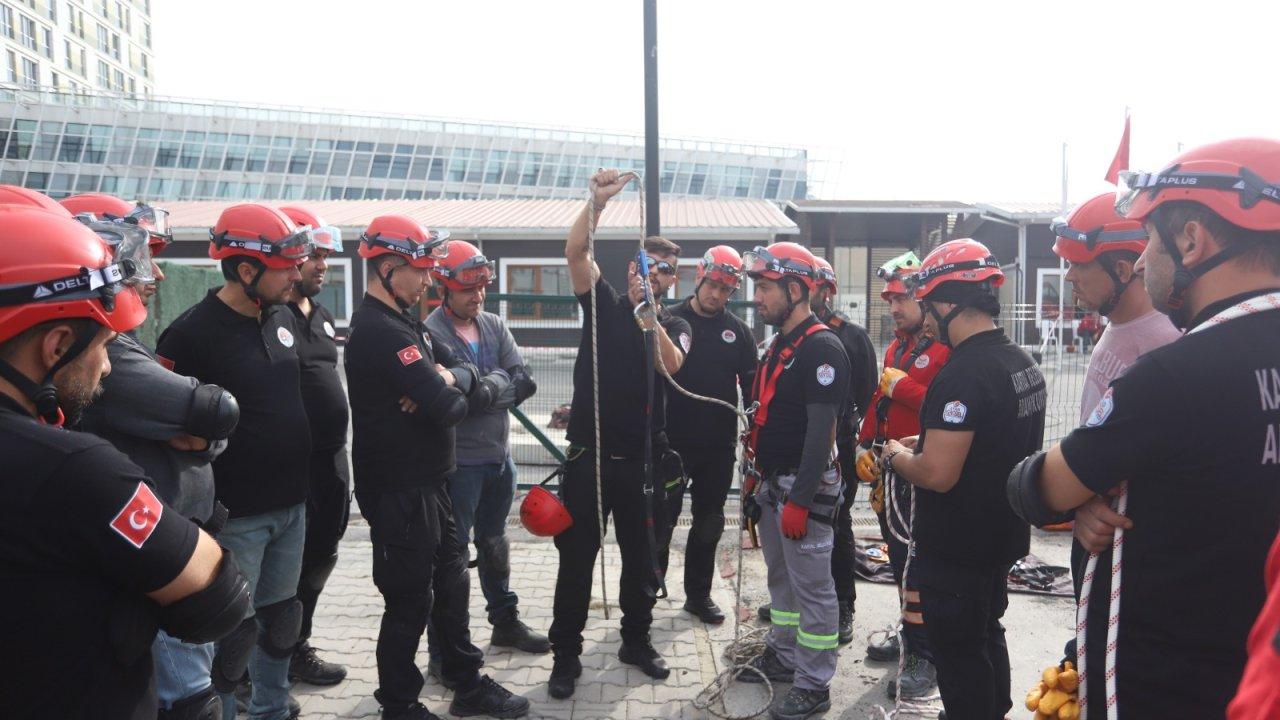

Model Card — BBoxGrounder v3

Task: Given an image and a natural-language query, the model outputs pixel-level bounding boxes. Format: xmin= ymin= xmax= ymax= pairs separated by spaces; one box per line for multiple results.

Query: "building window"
xmin=500 ymin=259 xmax=579 ymax=326
xmin=41 ymin=26 xmax=51 ymax=57
xmin=1 ymin=6 xmax=12 ymax=38
xmin=19 ymin=14 xmax=36 ymax=50
xmin=142 ymin=20 xmax=149 ymax=47
xmin=18 ymin=54 xmax=37 ymax=88
xmin=96 ymin=23 xmax=108 ymax=53
xmin=5 ymin=50 xmax=16 ymax=83
xmin=97 ymin=58 xmax=108 ymax=88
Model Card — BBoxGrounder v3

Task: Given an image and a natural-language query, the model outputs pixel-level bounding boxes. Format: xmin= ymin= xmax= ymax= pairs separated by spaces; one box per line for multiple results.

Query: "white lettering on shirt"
xmin=1264 ymin=423 xmax=1279 ymax=465
xmin=1257 ymin=367 xmax=1280 ymax=412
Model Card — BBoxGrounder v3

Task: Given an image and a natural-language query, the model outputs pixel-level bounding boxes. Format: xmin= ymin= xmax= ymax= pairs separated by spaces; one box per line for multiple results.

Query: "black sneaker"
xmin=290 ymin=641 xmax=348 ymax=685
xmin=769 ymin=686 xmax=830 ymax=720
xmin=683 ymin=596 xmax=726 ymax=624
xmin=380 ymin=700 xmax=440 ymax=720
xmin=448 ymin=675 xmax=530 ymax=718
xmin=490 ymin=612 xmax=551 ymax=654
xmin=548 ymin=655 xmax=582 ymax=700
xmin=618 ymin=639 xmax=670 ymax=680
xmin=887 ymin=654 xmax=937 ymax=700
xmin=738 ymin=647 xmax=794 ymax=684
xmin=758 ymin=604 xmax=772 ymax=623
xmin=837 ymin=600 xmax=854 ymax=646
xmin=866 ymin=630 xmax=901 ymax=662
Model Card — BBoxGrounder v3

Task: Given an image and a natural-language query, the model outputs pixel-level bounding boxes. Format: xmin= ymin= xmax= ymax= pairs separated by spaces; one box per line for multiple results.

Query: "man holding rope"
xmin=547 ymin=169 xmax=689 ymax=700
xmin=1009 ymin=138 xmax=1280 ymax=719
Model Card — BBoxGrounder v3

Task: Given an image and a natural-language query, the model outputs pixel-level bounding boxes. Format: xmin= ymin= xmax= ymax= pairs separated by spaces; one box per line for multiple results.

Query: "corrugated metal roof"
xmin=165 ymin=198 xmax=798 ymax=234
xmin=788 ymin=199 xmax=980 ymax=214
xmin=975 ymin=201 xmax=1062 ymax=220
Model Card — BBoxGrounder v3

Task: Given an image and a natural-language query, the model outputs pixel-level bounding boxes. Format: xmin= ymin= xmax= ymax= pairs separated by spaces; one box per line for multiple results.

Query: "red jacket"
xmin=1229 ymin=530 xmax=1280 ymax=720
xmin=857 ymin=332 xmax=950 ymax=444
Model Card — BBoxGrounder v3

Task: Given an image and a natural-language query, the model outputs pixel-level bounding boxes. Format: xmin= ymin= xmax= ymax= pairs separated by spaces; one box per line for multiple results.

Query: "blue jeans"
xmin=216 ymin=504 xmax=306 ymax=720
xmin=154 ymin=631 xmax=215 ymax=709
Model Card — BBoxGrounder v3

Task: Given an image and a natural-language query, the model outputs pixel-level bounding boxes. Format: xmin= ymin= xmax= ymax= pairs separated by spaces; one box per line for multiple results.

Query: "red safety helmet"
xmin=0 ymin=185 xmax=73 ymax=217
xmin=209 ymin=204 xmax=313 ymax=270
xmin=520 ymin=486 xmax=573 ymax=537
xmin=1051 ymin=192 xmax=1147 ymax=264
xmin=743 ymin=242 xmax=818 ymax=292
xmin=812 ymin=256 xmax=838 ymax=294
xmin=1116 ymin=137 xmax=1280 ymax=230
xmin=431 ymin=240 xmax=493 ymax=291
xmin=279 ymin=205 xmax=343 ymax=252
xmin=359 ymin=214 xmax=450 ymax=269
xmin=911 ymin=239 xmax=1004 ymax=301
xmin=695 ymin=245 xmax=743 ymax=290
xmin=878 ymin=251 xmax=922 ymax=300
xmin=59 ymin=193 xmax=173 ymax=256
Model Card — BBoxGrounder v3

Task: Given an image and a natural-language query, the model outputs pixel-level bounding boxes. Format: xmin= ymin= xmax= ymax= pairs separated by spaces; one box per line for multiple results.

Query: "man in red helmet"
xmin=1010 ymin=138 xmax=1280 ymax=718
xmin=345 ymin=215 xmax=529 ymax=720
xmin=879 ymin=238 xmax=1044 ymax=720
xmin=275 ymin=205 xmax=351 ymax=687
xmin=855 ymin=251 xmax=947 ymax=700
xmin=547 ymin=169 xmax=691 ymax=699
xmin=0 ymin=205 xmax=251 ymax=719
xmin=664 ymin=244 xmax=757 ymax=625
xmin=422 ymin=239 xmax=546 ymax=676
xmin=157 ymin=204 xmax=315 ymax=720
xmin=736 ymin=240 xmax=850 ymax=720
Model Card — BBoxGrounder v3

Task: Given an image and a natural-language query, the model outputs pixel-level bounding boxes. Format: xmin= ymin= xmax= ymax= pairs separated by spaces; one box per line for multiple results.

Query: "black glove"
xmin=511 ymin=366 xmax=537 ymax=406
xmin=469 ymin=375 xmax=501 ymax=413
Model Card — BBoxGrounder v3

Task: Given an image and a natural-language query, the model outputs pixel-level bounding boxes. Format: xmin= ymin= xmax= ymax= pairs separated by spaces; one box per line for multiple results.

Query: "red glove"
xmin=780 ymin=501 xmax=809 ymax=539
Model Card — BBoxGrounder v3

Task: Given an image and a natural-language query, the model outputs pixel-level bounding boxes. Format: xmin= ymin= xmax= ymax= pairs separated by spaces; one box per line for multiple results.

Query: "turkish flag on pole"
xmin=1105 ymin=113 xmax=1131 ymax=184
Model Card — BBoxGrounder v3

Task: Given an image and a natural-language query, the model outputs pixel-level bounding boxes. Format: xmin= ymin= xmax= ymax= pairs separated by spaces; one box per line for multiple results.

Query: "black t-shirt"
xmin=345 ymin=294 xmax=469 ymax=491
xmin=666 ymin=297 xmax=757 ymax=452
xmin=157 ymin=290 xmax=311 ymax=517
xmin=288 ymin=300 xmax=350 ymax=452
xmin=818 ymin=309 xmax=879 ymax=442
xmin=0 ymin=396 xmax=198 ymax=720
xmin=752 ymin=315 xmax=851 ymax=475
xmin=1060 ymin=291 xmax=1280 ymax=719
xmin=566 ymin=277 xmax=692 ymax=458
xmin=915 ymin=329 xmax=1042 ymax=568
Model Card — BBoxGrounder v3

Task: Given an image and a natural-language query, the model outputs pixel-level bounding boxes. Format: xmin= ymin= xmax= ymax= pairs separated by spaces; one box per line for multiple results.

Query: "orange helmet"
xmin=59 ymin=193 xmax=173 ymax=256
xmin=1052 ymin=192 xmax=1147 ymax=264
xmin=520 ymin=485 xmax=573 ymax=537
xmin=743 ymin=241 xmax=818 ymax=293
xmin=279 ymin=205 xmax=343 ymax=252
xmin=812 ymin=256 xmax=837 ymax=294
xmin=359 ymin=214 xmax=450 ymax=269
xmin=432 ymin=240 xmax=493 ymax=292
xmin=209 ymin=204 xmax=313 ymax=270
xmin=695 ymin=245 xmax=743 ymax=290
xmin=0 ymin=185 xmax=73 ymax=217
xmin=878 ymin=251 xmax=922 ymax=300
xmin=911 ymin=239 xmax=1004 ymax=301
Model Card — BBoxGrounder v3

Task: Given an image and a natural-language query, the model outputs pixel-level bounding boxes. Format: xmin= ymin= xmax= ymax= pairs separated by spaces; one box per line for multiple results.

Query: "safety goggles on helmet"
xmin=311 ymin=225 xmax=343 ymax=253
xmin=1115 ymin=167 xmax=1280 ymax=216
xmin=210 ymin=224 xmax=315 ymax=265
xmin=437 ymin=253 xmax=494 ymax=287
xmin=904 ymin=254 xmax=1001 ymax=293
xmin=128 ymin=203 xmax=171 ymax=239
xmin=0 ymin=259 xmax=136 ymax=313
xmin=85 ymin=219 xmax=156 ymax=284
xmin=701 ymin=262 xmax=741 ymax=288
xmin=743 ymin=246 xmax=814 ymax=281
xmin=364 ymin=228 xmax=451 ymax=264
xmin=1049 ymin=216 xmax=1148 ymax=251
xmin=877 ymin=251 xmax=922 ymax=281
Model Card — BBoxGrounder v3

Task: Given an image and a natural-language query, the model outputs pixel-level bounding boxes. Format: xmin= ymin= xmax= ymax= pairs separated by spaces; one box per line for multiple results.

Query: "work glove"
xmin=469 ymin=375 xmax=501 ymax=412
xmin=879 ymin=368 xmax=908 ymax=398
xmin=781 ymin=501 xmax=809 ymax=539
xmin=855 ymin=447 xmax=881 ymax=484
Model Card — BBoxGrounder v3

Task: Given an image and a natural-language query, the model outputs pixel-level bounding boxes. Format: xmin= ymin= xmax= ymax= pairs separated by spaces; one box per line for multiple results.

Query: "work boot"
xmin=837 ymin=600 xmax=854 ymax=645
xmin=449 ymin=675 xmax=530 ymax=718
xmin=490 ymin=611 xmax=551 ymax=653
xmin=618 ymin=638 xmax=670 ymax=679
xmin=866 ymin=630 xmax=901 ymax=662
xmin=235 ymin=680 xmax=300 ymax=718
xmin=738 ymin=647 xmax=794 ymax=684
xmin=758 ymin=604 xmax=772 ymax=623
xmin=548 ymin=655 xmax=582 ymax=699
xmin=290 ymin=641 xmax=347 ymax=685
xmin=683 ymin=595 xmax=726 ymax=624
xmin=377 ymin=694 xmax=440 ymax=720
xmin=424 ymin=658 xmax=459 ymax=691
xmin=886 ymin=654 xmax=937 ymax=700
xmin=769 ymin=686 xmax=831 ymax=720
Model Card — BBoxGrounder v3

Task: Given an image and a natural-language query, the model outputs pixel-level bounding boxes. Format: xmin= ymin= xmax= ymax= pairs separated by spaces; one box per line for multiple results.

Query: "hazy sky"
xmin=153 ymin=1 xmax=1280 ymax=205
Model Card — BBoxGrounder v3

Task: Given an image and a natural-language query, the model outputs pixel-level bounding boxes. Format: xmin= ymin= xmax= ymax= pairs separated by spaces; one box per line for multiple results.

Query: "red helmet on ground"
xmin=0 ymin=185 xmax=73 ymax=217
xmin=60 ymin=192 xmax=173 ymax=257
xmin=695 ymin=245 xmax=743 ymax=289
xmin=431 ymin=240 xmax=493 ymax=292
xmin=1116 ymin=137 xmax=1280 ymax=230
xmin=209 ymin=204 xmax=313 ymax=270
xmin=279 ymin=205 xmax=343 ymax=252
xmin=359 ymin=214 xmax=450 ymax=269
xmin=743 ymin=241 xmax=818 ymax=292
xmin=520 ymin=486 xmax=573 ymax=537
xmin=812 ymin=256 xmax=838 ymax=294
xmin=1052 ymin=192 xmax=1147 ymax=264
xmin=911 ymin=239 xmax=1004 ymax=301
xmin=878 ymin=251 xmax=922 ymax=300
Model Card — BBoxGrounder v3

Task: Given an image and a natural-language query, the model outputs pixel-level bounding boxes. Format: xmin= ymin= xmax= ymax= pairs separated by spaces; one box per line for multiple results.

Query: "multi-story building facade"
xmin=1 ymin=1 xmax=154 ymax=97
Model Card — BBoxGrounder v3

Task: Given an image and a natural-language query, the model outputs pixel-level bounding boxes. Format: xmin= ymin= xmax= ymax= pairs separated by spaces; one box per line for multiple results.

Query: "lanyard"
xmin=745 ymin=322 xmax=827 ymax=453
xmin=1185 ymin=290 xmax=1280 ymax=336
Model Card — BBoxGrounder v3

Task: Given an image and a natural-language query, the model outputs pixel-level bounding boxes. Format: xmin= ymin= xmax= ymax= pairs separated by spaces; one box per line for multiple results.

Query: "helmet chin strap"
xmin=377 ymin=260 xmax=412 ymax=311
xmin=237 ymin=258 xmax=269 ymax=309
xmin=0 ymin=323 xmax=97 ymax=425
xmin=1154 ymin=223 xmax=1251 ymax=330
xmin=922 ymin=299 xmax=966 ymax=347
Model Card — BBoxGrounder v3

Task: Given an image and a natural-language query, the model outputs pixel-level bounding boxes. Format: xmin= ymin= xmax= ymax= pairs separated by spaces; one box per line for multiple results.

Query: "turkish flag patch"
xmin=398 ymin=344 xmax=424 ymax=366
xmin=156 ymin=355 xmax=175 ymax=371
xmin=109 ymin=482 xmax=164 ymax=549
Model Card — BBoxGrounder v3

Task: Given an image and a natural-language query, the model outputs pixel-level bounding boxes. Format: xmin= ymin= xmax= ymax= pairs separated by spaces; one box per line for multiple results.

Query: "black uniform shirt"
xmin=915 ymin=328 xmax=1042 ymax=568
xmin=157 ymin=290 xmax=311 ymax=518
xmin=0 ymin=395 xmax=198 ymax=720
xmin=818 ymin=308 xmax=879 ymax=442
xmin=667 ymin=297 xmax=757 ymax=451
xmin=1060 ymin=290 xmax=1280 ymax=719
xmin=566 ymin=277 xmax=691 ymax=458
xmin=753 ymin=315 xmax=850 ymax=475
xmin=345 ymin=293 xmax=469 ymax=491
xmin=288 ymin=300 xmax=349 ymax=452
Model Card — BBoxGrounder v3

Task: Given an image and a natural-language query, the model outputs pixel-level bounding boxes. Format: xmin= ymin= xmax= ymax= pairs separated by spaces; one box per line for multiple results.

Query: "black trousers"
xmin=829 ymin=449 xmax=858 ymax=605
xmin=355 ymin=484 xmax=484 ymax=705
xmin=915 ymin=556 xmax=1013 ymax=720
xmin=662 ymin=446 xmax=735 ymax=601
xmin=875 ymin=478 xmax=931 ymax=660
xmin=549 ymin=450 xmax=668 ymax=657
xmin=297 ymin=446 xmax=351 ymax=643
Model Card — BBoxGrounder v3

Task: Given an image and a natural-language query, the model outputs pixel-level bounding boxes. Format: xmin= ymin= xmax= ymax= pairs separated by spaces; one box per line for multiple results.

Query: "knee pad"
xmin=211 ymin=617 xmax=257 ymax=693
xmin=256 ymin=597 xmax=303 ymax=658
xmin=158 ymin=687 xmax=221 ymax=720
xmin=690 ymin=513 xmax=725 ymax=545
xmin=299 ymin=553 xmax=339 ymax=597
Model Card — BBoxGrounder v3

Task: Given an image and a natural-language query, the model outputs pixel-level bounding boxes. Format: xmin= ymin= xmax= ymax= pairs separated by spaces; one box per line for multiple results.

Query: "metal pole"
xmin=644 ymin=0 xmax=660 ymax=237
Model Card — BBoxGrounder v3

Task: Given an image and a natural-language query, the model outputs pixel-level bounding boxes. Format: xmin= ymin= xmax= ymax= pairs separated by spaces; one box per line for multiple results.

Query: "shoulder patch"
xmin=942 ymin=400 xmax=967 ymax=424
xmin=156 ymin=354 xmax=175 ymax=371
xmin=721 ymin=329 xmax=736 ymax=343
xmin=323 ymin=320 xmax=336 ymax=338
xmin=276 ymin=326 xmax=295 ymax=348
xmin=816 ymin=363 xmax=836 ymax=386
xmin=1085 ymin=388 xmax=1115 ymax=428
xmin=914 ymin=354 xmax=931 ymax=370
xmin=679 ymin=332 xmax=692 ymax=353
xmin=398 ymin=345 xmax=424 ymax=366
xmin=109 ymin=482 xmax=164 ymax=549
